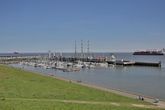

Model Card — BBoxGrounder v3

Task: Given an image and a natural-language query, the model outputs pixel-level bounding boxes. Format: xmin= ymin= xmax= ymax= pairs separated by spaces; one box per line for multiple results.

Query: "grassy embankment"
xmin=0 ymin=65 xmax=164 ymax=110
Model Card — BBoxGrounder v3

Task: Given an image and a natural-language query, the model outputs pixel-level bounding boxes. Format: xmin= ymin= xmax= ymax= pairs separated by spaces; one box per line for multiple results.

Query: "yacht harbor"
xmin=10 ymin=53 xmax=165 ymax=101
xmin=1 ymin=51 xmax=165 ymax=101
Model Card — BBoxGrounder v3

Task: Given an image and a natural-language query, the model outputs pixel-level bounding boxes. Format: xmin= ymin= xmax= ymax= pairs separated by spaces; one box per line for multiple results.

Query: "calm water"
xmin=10 ymin=53 xmax=165 ymax=100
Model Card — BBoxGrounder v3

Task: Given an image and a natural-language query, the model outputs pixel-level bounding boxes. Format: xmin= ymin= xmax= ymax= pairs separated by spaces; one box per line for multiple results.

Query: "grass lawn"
xmin=0 ymin=65 xmax=164 ymax=110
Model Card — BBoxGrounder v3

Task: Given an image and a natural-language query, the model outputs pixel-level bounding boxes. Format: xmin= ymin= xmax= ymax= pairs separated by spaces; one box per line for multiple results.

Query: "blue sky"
xmin=0 ymin=0 xmax=165 ymax=52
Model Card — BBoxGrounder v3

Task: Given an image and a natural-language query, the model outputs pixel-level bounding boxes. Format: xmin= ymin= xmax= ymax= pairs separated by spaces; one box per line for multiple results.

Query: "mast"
xmin=87 ymin=40 xmax=90 ymax=58
xmin=74 ymin=40 xmax=77 ymax=58
xmin=48 ymin=50 xmax=51 ymax=59
xmin=81 ymin=40 xmax=84 ymax=58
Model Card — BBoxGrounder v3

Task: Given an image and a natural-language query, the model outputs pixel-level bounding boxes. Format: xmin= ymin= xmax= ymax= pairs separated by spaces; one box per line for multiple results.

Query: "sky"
xmin=0 ymin=0 xmax=165 ymax=53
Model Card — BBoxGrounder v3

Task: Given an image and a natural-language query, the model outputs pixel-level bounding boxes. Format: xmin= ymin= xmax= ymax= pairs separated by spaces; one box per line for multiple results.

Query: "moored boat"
xmin=133 ymin=50 xmax=164 ymax=55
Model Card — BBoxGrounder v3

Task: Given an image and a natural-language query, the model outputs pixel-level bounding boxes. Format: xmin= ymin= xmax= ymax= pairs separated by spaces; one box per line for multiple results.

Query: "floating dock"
xmin=134 ymin=62 xmax=161 ymax=67
xmin=107 ymin=60 xmax=161 ymax=67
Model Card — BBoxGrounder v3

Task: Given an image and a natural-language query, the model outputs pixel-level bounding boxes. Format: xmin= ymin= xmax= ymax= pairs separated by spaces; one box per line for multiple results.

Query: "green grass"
xmin=0 ymin=65 xmax=164 ymax=110
xmin=0 ymin=100 xmax=160 ymax=110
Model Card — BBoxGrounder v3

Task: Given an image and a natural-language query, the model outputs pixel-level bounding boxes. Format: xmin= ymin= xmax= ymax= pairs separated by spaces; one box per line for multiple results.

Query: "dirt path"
xmin=2 ymin=97 xmax=159 ymax=109
xmin=3 ymin=97 xmax=119 ymax=106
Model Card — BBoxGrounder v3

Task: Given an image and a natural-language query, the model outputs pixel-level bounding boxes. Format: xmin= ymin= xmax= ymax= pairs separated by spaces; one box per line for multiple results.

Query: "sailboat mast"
xmin=74 ymin=40 xmax=77 ymax=58
xmin=81 ymin=40 xmax=84 ymax=58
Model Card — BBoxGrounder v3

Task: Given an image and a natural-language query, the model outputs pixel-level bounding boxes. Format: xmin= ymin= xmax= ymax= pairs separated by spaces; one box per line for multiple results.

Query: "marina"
xmin=1 ymin=0 xmax=165 ymax=109
xmin=5 ymin=52 xmax=165 ymax=101
xmin=133 ymin=49 xmax=165 ymax=55
xmin=0 ymin=52 xmax=162 ymax=67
